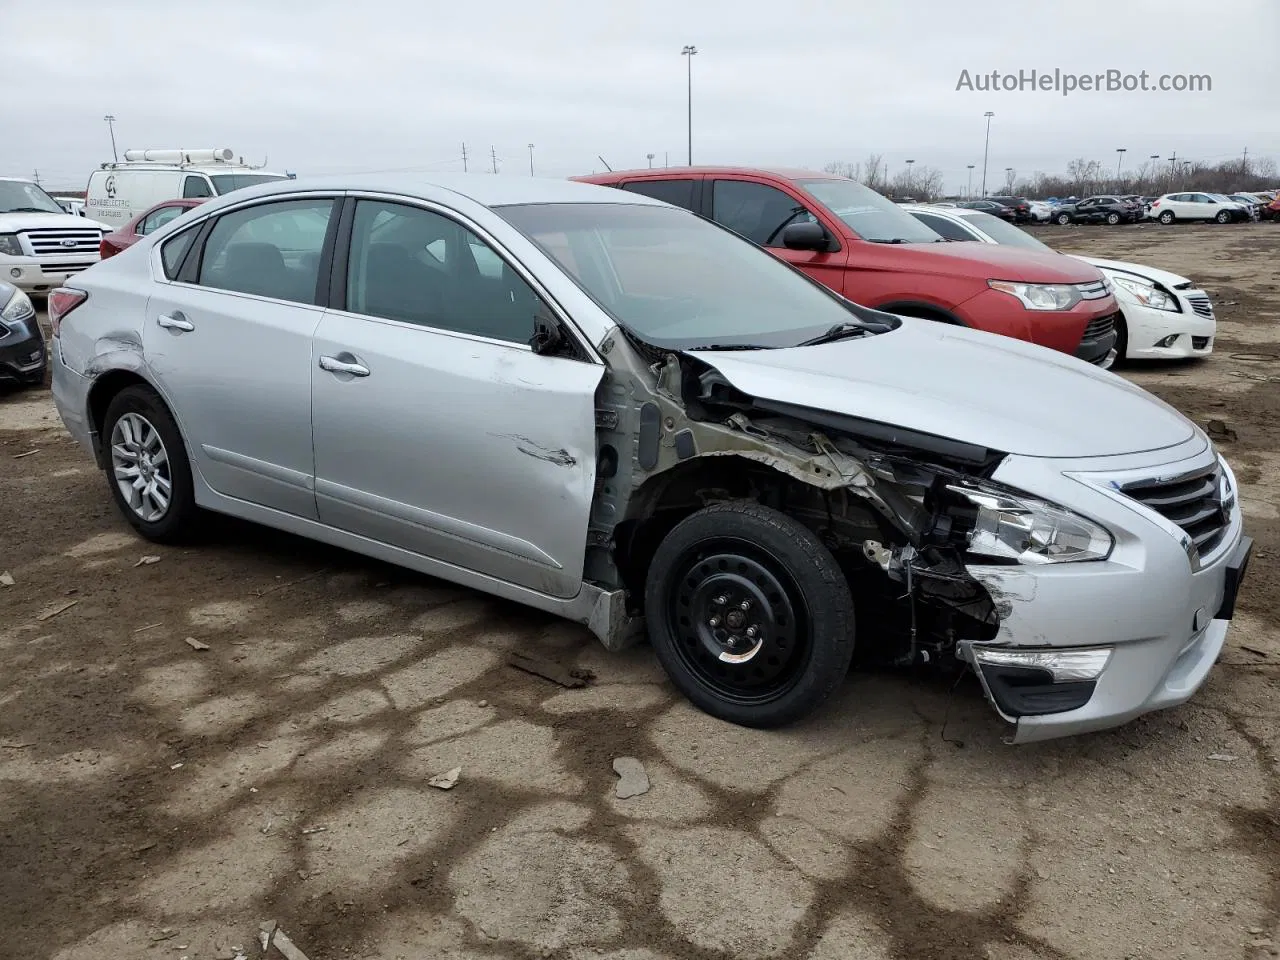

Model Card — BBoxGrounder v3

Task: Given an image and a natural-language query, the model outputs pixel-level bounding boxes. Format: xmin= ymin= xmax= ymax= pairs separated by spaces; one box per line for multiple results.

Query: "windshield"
xmin=960 ymin=212 xmax=1054 ymax=253
xmin=496 ymin=202 xmax=894 ymax=350
xmin=0 ymin=180 xmax=65 ymax=215
xmin=793 ymin=178 xmax=942 ymax=243
xmin=210 ymin=174 xmax=289 ymax=195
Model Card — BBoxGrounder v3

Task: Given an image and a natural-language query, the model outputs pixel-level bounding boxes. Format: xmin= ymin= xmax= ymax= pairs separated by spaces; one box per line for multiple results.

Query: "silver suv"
xmin=48 ymin=174 xmax=1251 ymax=742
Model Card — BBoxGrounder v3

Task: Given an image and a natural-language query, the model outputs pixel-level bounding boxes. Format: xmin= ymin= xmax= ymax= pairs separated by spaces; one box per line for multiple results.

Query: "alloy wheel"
xmin=110 ymin=412 xmax=173 ymax=522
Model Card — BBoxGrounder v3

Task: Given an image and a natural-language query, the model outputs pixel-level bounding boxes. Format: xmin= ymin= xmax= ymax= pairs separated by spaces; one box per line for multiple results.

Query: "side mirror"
xmin=529 ymin=309 xmax=566 ymax=356
xmin=782 ymin=221 xmax=830 ymax=251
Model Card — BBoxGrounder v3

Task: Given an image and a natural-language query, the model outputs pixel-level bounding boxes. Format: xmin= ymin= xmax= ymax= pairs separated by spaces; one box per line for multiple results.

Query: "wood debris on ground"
xmin=134 ymin=555 xmax=162 ymax=567
xmin=428 ymin=766 xmax=462 ymax=790
xmin=35 ymin=599 xmax=78 ymax=621
xmin=506 ymin=651 xmax=595 ymax=688
xmin=183 ymin=637 xmax=211 ymax=651
xmin=259 ymin=921 xmax=312 ymax=960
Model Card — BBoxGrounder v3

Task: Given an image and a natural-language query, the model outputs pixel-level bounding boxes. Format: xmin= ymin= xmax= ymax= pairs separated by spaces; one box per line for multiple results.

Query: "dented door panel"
xmin=310 ymin=310 xmax=602 ymax=598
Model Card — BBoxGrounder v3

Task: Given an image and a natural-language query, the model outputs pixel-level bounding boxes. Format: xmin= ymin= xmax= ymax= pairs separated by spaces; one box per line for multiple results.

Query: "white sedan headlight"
xmin=945 ymin=483 xmax=1114 ymax=564
xmin=1110 ymin=274 xmax=1177 ymax=311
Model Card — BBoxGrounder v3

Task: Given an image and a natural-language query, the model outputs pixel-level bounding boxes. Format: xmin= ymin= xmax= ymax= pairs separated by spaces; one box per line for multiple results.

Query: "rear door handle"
xmin=319 ymin=354 xmax=370 ymax=377
xmin=157 ymin=313 xmax=194 ymax=332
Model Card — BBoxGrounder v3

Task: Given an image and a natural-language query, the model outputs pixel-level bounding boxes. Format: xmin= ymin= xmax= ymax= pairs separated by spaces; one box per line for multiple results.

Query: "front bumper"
xmin=0 ymin=257 xmax=99 ymax=295
xmin=0 ymin=316 xmax=47 ymax=385
xmin=1122 ymin=299 xmax=1216 ymax=360
xmin=959 ymin=437 xmax=1248 ymax=743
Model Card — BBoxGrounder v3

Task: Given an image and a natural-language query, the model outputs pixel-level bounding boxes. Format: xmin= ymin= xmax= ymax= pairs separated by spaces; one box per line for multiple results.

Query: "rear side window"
xmin=197 ymin=199 xmax=335 ymax=303
xmin=139 ymin=205 xmax=187 ymax=236
xmin=620 ymin=179 xmax=696 ymax=211
xmin=912 ymin=213 xmax=974 ymax=241
xmin=161 ymin=230 xmax=198 ymax=279
xmin=183 ymin=176 xmax=213 ymax=199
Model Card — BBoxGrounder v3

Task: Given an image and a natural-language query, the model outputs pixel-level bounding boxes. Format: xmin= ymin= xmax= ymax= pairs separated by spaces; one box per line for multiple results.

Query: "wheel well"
xmin=86 ymin=370 xmax=151 ymax=458
xmin=612 ymin=455 xmax=888 ymax=604
xmin=876 ymin=301 xmax=965 ymax=325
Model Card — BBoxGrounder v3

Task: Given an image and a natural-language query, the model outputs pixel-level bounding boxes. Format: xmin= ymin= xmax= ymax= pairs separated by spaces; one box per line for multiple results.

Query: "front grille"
xmin=39 ymin=261 xmax=95 ymax=275
xmin=1081 ymin=312 xmax=1117 ymax=341
xmin=1122 ymin=463 xmax=1230 ymax=556
xmin=1078 ymin=280 xmax=1111 ymax=301
xmin=1185 ymin=294 xmax=1214 ymax=319
xmin=1192 ymin=336 xmax=1211 ymax=349
xmin=21 ymin=228 xmax=105 ymax=257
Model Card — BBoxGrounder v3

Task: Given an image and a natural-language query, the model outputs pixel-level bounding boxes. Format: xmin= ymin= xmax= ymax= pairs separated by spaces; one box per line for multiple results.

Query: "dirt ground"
xmin=1 ymin=222 xmax=1277 ymax=960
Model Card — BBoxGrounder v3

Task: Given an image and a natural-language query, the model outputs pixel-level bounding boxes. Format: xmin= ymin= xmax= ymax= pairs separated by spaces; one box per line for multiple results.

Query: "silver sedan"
xmin=47 ymin=174 xmax=1250 ymax=739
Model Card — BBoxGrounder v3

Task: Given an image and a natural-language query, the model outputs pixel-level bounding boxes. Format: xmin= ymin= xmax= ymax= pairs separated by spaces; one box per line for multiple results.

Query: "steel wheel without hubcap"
xmin=668 ymin=541 xmax=809 ymax=706
xmin=110 ymin=412 xmax=172 ymax=522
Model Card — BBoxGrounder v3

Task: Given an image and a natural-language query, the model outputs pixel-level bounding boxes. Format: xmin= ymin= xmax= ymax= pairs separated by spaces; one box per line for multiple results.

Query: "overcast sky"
xmin=5 ymin=0 xmax=1278 ymax=193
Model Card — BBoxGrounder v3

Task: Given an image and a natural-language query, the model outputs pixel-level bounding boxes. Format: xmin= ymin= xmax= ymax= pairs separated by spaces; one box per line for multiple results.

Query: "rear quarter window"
xmin=620 ymin=179 xmax=696 ymax=211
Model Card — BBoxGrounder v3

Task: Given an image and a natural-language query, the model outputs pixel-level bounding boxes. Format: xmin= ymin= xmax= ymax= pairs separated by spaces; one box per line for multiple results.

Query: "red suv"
xmin=576 ymin=168 xmax=1119 ymax=364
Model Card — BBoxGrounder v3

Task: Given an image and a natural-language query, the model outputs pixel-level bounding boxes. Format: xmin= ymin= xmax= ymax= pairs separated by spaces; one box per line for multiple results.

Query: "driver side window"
xmin=711 ymin=180 xmax=815 ymax=248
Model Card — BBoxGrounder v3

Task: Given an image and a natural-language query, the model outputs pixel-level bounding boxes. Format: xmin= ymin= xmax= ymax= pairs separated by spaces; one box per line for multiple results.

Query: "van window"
xmin=210 ymin=174 xmax=289 ymax=195
xmin=183 ymin=177 xmax=213 ymax=199
xmin=621 ymin=179 xmax=696 ymax=211
xmin=197 ymin=199 xmax=335 ymax=303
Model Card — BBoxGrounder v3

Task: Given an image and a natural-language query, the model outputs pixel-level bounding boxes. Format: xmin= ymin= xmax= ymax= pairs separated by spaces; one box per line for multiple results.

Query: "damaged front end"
xmin=585 ymin=330 xmax=1024 ymax=682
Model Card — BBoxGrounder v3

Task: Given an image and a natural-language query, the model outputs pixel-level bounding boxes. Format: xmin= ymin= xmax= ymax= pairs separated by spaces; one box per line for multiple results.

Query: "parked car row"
xmin=44 ymin=171 xmax=1252 ymax=744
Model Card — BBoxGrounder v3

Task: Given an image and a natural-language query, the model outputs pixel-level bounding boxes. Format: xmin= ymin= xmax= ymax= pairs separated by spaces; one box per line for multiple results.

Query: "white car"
xmin=908 ymin=205 xmax=1215 ymax=360
xmin=0 ymin=178 xmax=110 ymax=296
xmin=1028 ymin=200 xmax=1053 ymax=222
xmin=1146 ymin=192 xmax=1249 ymax=224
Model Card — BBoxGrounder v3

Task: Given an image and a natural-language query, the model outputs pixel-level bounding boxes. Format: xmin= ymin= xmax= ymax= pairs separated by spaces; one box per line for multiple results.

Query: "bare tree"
xmin=822 ymin=160 xmax=862 ymax=180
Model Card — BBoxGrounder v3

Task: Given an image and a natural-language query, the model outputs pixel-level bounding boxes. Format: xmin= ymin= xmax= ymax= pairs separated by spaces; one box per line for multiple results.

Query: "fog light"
xmin=1156 ymin=334 xmax=1180 ymax=348
xmin=8 ymin=268 xmax=20 ymax=279
xmin=971 ymin=645 xmax=1112 ymax=681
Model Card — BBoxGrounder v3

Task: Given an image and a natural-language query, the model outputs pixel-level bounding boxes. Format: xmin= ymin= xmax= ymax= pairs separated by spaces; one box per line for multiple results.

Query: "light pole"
xmin=980 ymin=111 xmax=994 ymax=197
xmin=966 ymin=164 xmax=975 ymax=199
xmin=104 ymin=114 xmax=119 ymax=163
xmin=1004 ymin=166 xmax=1014 ymax=193
xmin=646 ymin=153 xmax=655 ymax=168
xmin=1149 ymin=154 xmax=1160 ymax=189
xmin=1115 ymin=147 xmax=1126 ymax=179
xmin=528 ymin=144 xmax=535 ymax=176
xmin=681 ymin=45 xmax=697 ymax=165
xmin=904 ymin=159 xmax=915 ymax=196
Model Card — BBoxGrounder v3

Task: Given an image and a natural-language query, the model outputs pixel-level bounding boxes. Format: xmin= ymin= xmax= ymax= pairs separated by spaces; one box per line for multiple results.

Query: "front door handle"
xmin=319 ymin=354 xmax=370 ymax=377
xmin=157 ymin=313 xmax=194 ymax=332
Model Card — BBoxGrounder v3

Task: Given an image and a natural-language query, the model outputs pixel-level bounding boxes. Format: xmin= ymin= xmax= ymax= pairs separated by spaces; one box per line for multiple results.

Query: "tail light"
xmin=99 ymin=238 xmax=113 ymax=259
xmin=1151 ymin=200 xmax=1161 ymax=207
xmin=48 ymin=288 xmax=88 ymax=338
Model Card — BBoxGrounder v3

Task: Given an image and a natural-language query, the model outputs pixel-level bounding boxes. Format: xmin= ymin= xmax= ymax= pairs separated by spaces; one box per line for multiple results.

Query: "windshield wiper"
xmin=685 ymin=343 xmax=772 ymax=351
xmin=796 ymin=322 xmax=870 ymax=346
xmin=866 ymin=237 xmax=911 ymax=244
xmin=7 ymin=207 xmax=59 ymax=214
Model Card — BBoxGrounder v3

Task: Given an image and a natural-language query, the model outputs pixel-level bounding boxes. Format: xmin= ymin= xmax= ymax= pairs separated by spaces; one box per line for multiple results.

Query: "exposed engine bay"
xmin=583 ymin=327 xmax=1004 ymax=667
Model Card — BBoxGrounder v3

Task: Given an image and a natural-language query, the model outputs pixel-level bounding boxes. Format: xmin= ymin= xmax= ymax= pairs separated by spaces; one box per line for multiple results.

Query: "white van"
xmin=85 ymin=148 xmax=289 ymax=228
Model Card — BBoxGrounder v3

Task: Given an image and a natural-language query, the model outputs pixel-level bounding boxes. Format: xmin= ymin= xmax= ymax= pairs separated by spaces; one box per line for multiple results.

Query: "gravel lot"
xmin=1 ymin=223 xmax=1277 ymax=960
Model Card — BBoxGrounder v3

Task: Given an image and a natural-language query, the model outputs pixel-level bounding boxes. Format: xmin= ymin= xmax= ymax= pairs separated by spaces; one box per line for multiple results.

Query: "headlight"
xmin=0 ymin=234 xmax=23 ymax=257
xmin=945 ymin=483 xmax=1114 ymax=564
xmin=988 ymin=280 xmax=1083 ymax=311
xmin=1110 ymin=274 xmax=1177 ymax=311
xmin=0 ymin=287 xmax=34 ymax=325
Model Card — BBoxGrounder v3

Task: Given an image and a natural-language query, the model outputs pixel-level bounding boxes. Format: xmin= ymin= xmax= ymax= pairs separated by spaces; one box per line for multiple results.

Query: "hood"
xmin=0 ymin=211 xmax=110 ymax=232
xmin=1074 ymin=255 xmax=1194 ymax=290
xmin=689 ymin=318 xmax=1195 ymax=459
xmin=881 ymin=241 xmax=1104 ymax=284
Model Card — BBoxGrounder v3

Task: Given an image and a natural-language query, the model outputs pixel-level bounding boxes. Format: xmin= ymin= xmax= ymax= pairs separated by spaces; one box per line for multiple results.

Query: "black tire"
xmin=1159 ymin=210 xmax=1175 ymax=224
xmin=1215 ymin=210 xmax=1231 ymax=224
xmin=1113 ymin=315 xmax=1129 ymax=364
xmin=644 ymin=501 xmax=856 ymax=728
xmin=1055 ymin=212 xmax=1071 ymax=225
xmin=1106 ymin=212 xmax=1121 ymax=225
xmin=101 ymin=384 xmax=201 ymax=543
